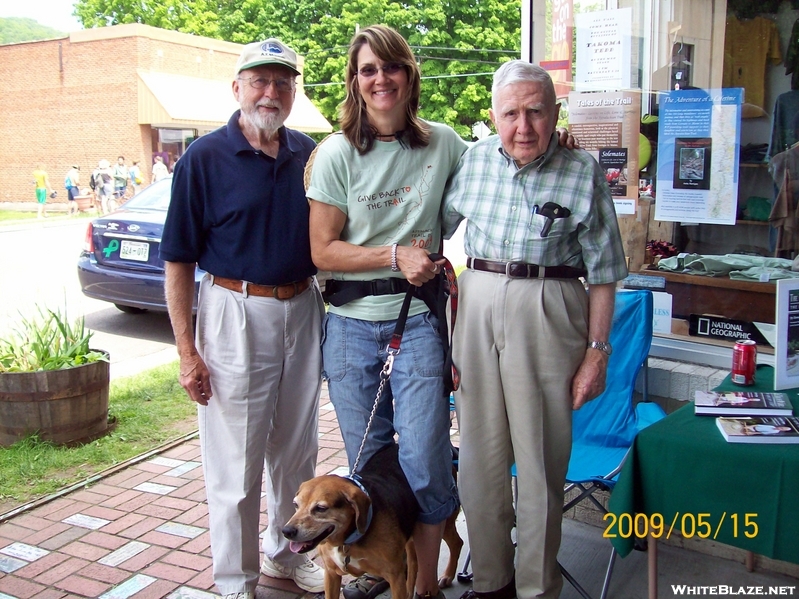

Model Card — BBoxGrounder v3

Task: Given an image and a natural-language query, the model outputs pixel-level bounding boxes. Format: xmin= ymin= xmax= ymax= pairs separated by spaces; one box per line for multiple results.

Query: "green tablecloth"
xmin=607 ymin=365 xmax=799 ymax=564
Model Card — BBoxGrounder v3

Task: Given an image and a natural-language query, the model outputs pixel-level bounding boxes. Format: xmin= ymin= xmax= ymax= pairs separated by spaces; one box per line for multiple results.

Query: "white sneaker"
xmin=223 ymin=593 xmax=254 ymax=599
xmin=261 ymin=555 xmax=325 ymax=593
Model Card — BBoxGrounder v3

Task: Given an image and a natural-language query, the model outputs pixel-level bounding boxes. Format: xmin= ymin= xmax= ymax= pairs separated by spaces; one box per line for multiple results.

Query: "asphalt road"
xmin=0 ymin=217 xmax=178 ymax=380
xmin=0 ymin=215 xmax=468 ymax=380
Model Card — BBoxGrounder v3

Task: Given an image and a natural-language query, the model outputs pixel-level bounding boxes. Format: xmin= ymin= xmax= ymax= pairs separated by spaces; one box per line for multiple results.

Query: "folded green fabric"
xmin=658 ymin=253 xmax=793 ymax=276
xmin=729 ymin=267 xmax=799 ymax=281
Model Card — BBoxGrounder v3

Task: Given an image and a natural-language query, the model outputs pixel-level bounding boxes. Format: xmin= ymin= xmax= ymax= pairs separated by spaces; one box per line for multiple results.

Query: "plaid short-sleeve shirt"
xmin=443 ymin=134 xmax=628 ymax=285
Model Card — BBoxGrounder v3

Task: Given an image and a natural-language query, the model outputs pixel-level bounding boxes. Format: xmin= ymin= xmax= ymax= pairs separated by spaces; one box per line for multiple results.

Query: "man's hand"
xmin=571 ymin=348 xmax=608 ymax=410
xmin=165 ymin=261 xmax=211 ymax=405
xmin=556 ymin=127 xmax=581 ymax=150
xmin=178 ymin=353 xmax=213 ymax=406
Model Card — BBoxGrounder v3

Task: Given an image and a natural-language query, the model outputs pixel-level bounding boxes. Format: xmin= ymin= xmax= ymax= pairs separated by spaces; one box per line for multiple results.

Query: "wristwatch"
xmin=587 ymin=340 xmax=612 ymax=356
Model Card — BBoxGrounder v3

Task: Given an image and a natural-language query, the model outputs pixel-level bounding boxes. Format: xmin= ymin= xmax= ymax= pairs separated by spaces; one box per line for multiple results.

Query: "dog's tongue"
xmin=289 ymin=541 xmax=304 ymax=554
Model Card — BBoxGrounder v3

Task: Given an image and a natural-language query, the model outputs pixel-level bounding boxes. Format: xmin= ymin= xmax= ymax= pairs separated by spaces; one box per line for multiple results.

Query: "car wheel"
xmin=115 ymin=304 xmax=147 ymax=314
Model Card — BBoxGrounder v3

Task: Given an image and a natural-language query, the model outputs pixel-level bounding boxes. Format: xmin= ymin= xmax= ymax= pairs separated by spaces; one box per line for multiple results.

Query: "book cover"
xmin=598 ymin=147 xmax=628 ymax=197
xmin=694 ymin=390 xmax=793 ymax=416
xmin=716 ymin=416 xmax=799 ymax=444
xmin=672 ymin=137 xmax=712 ymax=190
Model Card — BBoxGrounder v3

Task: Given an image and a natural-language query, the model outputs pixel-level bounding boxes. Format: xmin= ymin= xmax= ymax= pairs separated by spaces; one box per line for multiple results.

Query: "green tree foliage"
xmin=73 ymin=0 xmax=522 ymax=135
xmin=0 ymin=17 xmax=64 ymax=44
xmin=74 ymin=0 xmax=221 ymax=38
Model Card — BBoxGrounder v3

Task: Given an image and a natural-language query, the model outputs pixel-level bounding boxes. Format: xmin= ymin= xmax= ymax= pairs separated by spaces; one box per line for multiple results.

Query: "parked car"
xmin=77 ymin=177 xmax=204 ymax=314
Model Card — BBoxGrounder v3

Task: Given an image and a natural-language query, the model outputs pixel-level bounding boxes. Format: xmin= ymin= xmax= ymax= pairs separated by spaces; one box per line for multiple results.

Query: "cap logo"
xmin=262 ymin=41 xmax=284 ymax=56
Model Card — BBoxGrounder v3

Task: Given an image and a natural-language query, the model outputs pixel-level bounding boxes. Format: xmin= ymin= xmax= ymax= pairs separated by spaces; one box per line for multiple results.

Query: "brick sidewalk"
xmin=0 ymin=386 xmax=456 ymax=599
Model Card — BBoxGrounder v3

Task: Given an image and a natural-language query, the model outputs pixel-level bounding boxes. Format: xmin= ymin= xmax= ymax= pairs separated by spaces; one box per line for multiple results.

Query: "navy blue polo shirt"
xmin=160 ymin=110 xmax=317 ymax=285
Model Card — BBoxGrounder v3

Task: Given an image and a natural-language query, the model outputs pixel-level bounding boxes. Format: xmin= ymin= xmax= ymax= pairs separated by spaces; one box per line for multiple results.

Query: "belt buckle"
xmin=505 ymin=261 xmax=528 ymax=278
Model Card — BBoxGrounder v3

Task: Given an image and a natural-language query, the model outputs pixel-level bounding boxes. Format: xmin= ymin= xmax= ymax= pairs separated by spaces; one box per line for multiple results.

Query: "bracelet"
xmin=391 ymin=243 xmax=399 ymax=272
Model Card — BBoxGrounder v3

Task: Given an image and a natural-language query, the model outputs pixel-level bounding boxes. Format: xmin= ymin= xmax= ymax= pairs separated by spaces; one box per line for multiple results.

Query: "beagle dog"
xmin=283 ymin=443 xmax=462 ymax=599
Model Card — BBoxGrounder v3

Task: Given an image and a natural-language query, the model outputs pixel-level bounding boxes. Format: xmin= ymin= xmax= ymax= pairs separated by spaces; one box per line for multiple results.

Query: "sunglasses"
xmin=357 ymin=63 xmax=405 ymax=78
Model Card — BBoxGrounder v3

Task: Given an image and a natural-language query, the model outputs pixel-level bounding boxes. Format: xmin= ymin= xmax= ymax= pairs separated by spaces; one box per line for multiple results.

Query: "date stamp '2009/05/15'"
xmin=604 ymin=512 xmax=759 ymax=540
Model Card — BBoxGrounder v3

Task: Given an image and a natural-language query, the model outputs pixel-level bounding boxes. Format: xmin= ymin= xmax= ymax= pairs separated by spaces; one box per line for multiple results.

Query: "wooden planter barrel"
xmin=0 ymin=356 xmax=110 ymax=446
xmin=75 ymin=195 xmax=95 ymax=212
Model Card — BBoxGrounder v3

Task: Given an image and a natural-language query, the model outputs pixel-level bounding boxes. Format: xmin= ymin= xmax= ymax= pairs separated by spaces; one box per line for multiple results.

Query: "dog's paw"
xmin=437 ymin=576 xmax=454 ymax=589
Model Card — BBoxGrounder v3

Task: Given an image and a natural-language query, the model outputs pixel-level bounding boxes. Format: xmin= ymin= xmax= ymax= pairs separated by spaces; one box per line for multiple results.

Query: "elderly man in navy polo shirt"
xmin=160 ymin=39 xmax=325 ymax=599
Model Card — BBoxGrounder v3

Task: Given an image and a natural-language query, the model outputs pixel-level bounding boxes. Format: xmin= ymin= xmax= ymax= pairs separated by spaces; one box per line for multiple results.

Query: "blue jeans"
xmin=323 ymin=312 xmax=458 ymax=524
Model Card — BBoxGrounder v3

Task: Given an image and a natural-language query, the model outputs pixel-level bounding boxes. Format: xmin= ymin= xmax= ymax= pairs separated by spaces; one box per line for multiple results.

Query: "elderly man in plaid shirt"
xmin=443 ymin=60 xmax=628 ymax=599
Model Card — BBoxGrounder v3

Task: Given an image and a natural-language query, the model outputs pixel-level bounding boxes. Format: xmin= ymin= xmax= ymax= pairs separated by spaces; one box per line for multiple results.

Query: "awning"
xmin=137 ymin=71 xmax=332 ymax=133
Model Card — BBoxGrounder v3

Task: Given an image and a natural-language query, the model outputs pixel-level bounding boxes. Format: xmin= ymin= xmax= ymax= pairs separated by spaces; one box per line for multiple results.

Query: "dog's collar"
xmin=341 ymin=473 xmax=374 ymax=545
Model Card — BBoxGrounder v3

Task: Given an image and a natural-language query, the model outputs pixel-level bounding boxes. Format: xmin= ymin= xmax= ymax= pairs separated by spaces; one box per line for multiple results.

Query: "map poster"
xmin=654 ymin=88 xmax=742 ymax=224
xmin=568 ymin=90 xmax=640 ymax=215
xmin=775 ymin=279 xmax=799 ymax=390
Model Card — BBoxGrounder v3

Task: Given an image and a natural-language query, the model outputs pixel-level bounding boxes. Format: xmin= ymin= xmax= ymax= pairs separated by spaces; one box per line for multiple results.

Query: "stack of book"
xmin=694 ymin=391 xmax=799 ymax=444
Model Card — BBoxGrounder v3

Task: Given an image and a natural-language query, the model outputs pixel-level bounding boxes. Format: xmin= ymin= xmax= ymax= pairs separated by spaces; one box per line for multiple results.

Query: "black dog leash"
xmin=350 ymin=253 xmax=458 ymax=475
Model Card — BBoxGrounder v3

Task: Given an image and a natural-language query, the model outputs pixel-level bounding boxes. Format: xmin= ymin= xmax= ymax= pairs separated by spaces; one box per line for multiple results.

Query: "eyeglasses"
xmin=238 ymin=76 xmax=295 ymax=92
xmin=357 ymin=63 xmax=405 ymax=78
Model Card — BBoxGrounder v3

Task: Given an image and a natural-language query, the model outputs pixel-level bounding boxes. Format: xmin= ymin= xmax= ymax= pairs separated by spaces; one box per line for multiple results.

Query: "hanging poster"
xmin=575 ymin=8 xmax=632 ymax=92
xmin=568 ymin=90 xmax=641 ymax=215
xmin=654 ymin=88 xmax=742 ymax=224
xmin=774 ymin=279 xmax=799 ymax=390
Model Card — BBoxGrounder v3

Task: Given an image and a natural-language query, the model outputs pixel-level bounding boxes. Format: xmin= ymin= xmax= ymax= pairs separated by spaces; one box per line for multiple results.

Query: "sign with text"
xmin=688 ymin=314 xmax=768 ymax=345
xmin=652 ymin=291 xmax=673 ymax=334
xmin=774 ymin=279 xmax=799 ymax=390
xmin=575 ymin=8 xmax=632 ymax=92
xmin=654 ymin=88 xmax=742 ymax=224
xmin=568 ymin=90 xmax=641 ymax=214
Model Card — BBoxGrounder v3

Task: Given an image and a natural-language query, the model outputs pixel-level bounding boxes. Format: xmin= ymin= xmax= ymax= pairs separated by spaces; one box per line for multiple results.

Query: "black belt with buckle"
xmin=467 ymin=258 xmax=586 ymax=279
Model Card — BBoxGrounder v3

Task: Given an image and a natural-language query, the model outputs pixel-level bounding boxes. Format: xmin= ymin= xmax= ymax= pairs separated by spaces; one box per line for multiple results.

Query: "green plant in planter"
xmin=0 ymin=307 xmax=108 ymax=372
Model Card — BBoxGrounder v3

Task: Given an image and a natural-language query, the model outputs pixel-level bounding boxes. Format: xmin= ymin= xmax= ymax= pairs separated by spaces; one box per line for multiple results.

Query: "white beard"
xmin=240 ymin=98 xmax=289 ymax=137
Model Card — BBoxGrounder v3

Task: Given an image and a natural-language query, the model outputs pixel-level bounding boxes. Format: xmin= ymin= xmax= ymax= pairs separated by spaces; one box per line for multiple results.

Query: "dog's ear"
xmin=345 ymin=488 xmax=372 ymax=534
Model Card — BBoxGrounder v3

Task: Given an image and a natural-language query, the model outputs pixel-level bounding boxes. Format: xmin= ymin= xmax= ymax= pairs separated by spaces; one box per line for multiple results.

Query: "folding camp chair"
xmin=457 ymin=289 xmax=665 ymax=597
xmin=560 ymin=289 xmax=666 ymax=599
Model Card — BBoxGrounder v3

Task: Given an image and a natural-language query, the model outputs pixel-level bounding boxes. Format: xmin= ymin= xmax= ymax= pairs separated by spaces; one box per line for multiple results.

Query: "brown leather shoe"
xmin=458 ymin=577 xmax=516 ymax=599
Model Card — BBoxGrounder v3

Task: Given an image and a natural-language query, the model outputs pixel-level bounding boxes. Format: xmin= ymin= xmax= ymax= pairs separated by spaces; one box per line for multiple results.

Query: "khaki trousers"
xmin=453 ymin=269 xmax=588 ymax=599
xmin=196 ymin=277 xmax=323 ymax=595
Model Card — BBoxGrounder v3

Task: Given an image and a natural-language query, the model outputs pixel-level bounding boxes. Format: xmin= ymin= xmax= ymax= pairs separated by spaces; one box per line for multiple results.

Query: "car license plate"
xmin=119 ymin=240 xmax=150 ymax=262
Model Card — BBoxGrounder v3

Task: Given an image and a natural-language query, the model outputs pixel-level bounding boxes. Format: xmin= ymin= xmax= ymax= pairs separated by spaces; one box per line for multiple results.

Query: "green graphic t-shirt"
xmin=307 ymin=121 xmax=467 ymax=321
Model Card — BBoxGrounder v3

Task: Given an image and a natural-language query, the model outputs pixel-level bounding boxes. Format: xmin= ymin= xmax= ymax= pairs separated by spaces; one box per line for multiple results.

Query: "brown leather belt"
xmin=211 ymin=275 xmax=311 ymax=299
xmin=467 ymin=258 xmax=586 ymax=280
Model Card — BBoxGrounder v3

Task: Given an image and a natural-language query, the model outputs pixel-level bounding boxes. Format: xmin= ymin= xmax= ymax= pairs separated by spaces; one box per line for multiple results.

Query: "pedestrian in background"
xmin=151 ymin=155 xmax=169 ymax=183
xmin=129 ymin=160 xmax=143 ymax=195
xmin=93 ymin=159 xmax=114 ymax=215
xmin=65 ymin=165 xmax=81 ymax=217
xmin=32 ymin=164 xmax=53 ymax=219
xmin=113 ymin=156 xmax=129 ymax=201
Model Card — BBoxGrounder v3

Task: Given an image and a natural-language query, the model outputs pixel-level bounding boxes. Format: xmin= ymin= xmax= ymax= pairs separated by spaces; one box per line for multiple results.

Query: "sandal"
xmin=343 ymin=574 xmax=390 ymax=599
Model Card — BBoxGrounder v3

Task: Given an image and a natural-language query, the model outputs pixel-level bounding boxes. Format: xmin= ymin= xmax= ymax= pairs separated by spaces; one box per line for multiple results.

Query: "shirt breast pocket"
xmin=528 ymin=212 xmax=560 ymax=238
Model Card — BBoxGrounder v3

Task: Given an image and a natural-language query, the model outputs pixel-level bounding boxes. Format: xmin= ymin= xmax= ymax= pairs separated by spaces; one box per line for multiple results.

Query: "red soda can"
xmin=731 ymin=340 xmax=757 ymax=385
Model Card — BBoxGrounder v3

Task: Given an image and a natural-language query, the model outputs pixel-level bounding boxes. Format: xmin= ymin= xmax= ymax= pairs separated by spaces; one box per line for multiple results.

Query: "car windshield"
xmin=123 ymin=177 xmax=172 ymax=211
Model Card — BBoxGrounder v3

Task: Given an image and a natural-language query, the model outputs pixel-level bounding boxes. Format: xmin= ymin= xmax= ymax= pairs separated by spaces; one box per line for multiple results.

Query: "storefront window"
xmin=151 ymin=128 xmax=197 ymax=172
xmin=533 ymin=0 xmax=799 ymax=360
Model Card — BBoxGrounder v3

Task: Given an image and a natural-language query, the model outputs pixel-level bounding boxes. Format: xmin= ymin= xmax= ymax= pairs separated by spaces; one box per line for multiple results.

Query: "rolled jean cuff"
xmin=417 ymin=491 xmax=459 ymax=525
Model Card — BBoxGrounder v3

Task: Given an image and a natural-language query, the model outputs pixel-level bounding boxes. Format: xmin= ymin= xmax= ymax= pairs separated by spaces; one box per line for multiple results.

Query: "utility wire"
xmin=304 ymin=70 xmax=496 ymax=88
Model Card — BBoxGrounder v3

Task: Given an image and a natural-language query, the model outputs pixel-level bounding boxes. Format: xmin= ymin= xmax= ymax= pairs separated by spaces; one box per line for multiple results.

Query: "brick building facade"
xmin=0 ymin=24 xmax=330 ymax=205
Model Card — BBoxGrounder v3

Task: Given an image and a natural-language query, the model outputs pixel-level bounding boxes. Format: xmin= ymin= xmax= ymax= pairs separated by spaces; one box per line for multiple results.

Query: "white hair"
xmin=492 ymin=60 xmax=556 ymax=112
